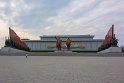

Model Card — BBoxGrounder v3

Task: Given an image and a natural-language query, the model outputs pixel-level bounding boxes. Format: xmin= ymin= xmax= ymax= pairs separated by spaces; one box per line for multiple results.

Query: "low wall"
xmin=0 ymin=47 xmax=28 ymax=55
xmin=98 ymin=47 xmax=122 ymax=53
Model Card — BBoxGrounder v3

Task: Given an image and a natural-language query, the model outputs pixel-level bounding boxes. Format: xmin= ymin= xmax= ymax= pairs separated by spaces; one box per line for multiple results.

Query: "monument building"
xmin=22 ymin=35 xmax=103 ymax=51
xmin=3 ymin=25 xmax=121 ymax=53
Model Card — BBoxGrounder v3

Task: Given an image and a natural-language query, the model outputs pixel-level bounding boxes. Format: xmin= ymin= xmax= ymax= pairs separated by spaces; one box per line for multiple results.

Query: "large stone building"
xmin=22 ymin=35 xmax=103 ymax=51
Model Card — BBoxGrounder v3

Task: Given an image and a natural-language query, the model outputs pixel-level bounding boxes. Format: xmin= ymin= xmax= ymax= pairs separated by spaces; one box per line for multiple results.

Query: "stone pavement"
xmin=0 ymin=55 xmax=124 ymax=83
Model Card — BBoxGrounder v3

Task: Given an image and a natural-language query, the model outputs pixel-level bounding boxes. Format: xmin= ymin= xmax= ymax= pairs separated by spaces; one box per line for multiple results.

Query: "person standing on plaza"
xmin=25 ymin=53 xmax=28 ymax=59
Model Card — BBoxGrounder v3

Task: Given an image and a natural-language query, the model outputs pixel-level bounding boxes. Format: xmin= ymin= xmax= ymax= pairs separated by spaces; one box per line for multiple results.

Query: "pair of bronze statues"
xmin=55 ymin=37 xmax=71 ymax=51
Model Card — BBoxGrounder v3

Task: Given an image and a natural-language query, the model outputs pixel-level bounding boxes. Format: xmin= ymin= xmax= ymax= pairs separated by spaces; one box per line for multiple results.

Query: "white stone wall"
xmin=98 ymin=47 xmax=122 ymax=53
xmin=24 ymin=41 xmax=103 ymax=51
xmin=0 ymin=47 xmax=27 ymax=53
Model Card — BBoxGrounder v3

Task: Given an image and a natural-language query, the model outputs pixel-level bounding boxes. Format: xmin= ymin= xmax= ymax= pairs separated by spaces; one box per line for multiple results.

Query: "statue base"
xmin=98 ymin=47 xmax=122 ymax=53
xmin=64 ymin=51 xmax=73 ymax=53
xmin=54 ymin=50 xmax=73 ymax=53
xmin=54 ymin=51 xmax=64 ymax=53
xmin=0 ymin=47 xmax=28 ymax=54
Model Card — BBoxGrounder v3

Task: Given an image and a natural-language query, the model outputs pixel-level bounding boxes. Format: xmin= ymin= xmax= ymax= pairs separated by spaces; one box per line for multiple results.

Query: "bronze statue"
xmin=55 ymin=37 xmax=62 ymax=51
xmin=66 ymin=37 xmax=71 ymax=51
xmin=110 ymin=34 xmax=118 ymax=47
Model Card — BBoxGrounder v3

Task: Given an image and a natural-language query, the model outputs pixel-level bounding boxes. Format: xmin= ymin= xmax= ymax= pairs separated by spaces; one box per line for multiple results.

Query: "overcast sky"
xmin=0 ymin=0 xmax=124 ymax=48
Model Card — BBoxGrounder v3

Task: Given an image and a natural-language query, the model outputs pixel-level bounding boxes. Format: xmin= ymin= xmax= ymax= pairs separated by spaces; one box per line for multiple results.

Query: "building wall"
xmin=24 ymin=41 xmax=103 ymax=51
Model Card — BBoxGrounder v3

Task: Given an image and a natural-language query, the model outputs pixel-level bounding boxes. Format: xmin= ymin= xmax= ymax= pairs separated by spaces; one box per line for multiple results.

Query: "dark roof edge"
xmin=23 ymin=39 xmax=103 ymax=42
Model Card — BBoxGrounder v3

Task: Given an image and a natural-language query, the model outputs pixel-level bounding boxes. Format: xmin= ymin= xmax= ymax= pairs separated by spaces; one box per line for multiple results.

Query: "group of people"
xmin=55 ymin=37 xmax=72 ymax=51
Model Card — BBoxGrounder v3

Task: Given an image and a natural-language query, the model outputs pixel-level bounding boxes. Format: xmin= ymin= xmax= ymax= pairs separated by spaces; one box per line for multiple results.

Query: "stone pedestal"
xmin=54 ymin=51 xmax=64 ymax=53
xmin=54 ymin=50 xmax=73 ymax=53
xmin=0 ymin=47 xmax=27 ymax=54
xmin=98 ymin=47 xmax=122 ymax=53
xmin=64 ymin=51 xmax=73 ymax=53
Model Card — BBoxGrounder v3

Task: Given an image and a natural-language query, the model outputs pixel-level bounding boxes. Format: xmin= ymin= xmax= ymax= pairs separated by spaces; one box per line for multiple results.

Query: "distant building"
xmin=22 ymin=35 xmax=103 ymax=51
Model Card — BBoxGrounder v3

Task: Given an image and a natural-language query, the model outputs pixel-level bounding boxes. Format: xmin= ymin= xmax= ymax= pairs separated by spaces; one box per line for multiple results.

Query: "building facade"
xmin=22 ymin=35 xmax=103 ymax=51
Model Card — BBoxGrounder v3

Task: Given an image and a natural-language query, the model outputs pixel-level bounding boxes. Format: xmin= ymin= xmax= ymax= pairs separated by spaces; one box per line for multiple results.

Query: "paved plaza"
xmin=0 ymin=54 xmax=124 ymax=83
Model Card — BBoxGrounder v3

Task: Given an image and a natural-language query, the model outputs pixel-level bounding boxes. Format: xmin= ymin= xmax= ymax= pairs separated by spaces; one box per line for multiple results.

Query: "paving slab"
xmin=0 ymin=55 xmax=124 ymax=83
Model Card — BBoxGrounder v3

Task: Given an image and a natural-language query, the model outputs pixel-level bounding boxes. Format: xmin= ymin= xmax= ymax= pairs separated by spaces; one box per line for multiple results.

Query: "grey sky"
xmin=0 ymin=0 xmax=124 ymax=48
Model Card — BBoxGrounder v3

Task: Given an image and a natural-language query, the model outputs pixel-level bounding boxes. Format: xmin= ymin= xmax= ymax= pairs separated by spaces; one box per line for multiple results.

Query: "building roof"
xmin=40 ymin=35 xmax=94 ymax=38
xmin=22 ymin=35 xmax=103 ymax=42
xmin=23 ymin=39 xmax=103 ymax=42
